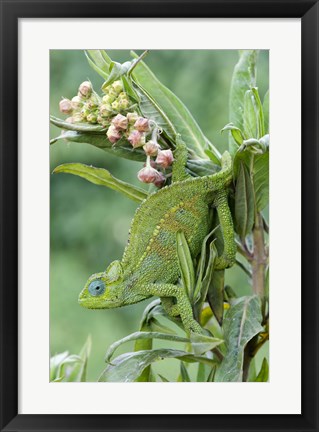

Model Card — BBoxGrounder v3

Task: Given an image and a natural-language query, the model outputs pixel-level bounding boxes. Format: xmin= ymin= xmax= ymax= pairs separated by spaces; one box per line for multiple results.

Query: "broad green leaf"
xmin=229 ymin=50 xmax=258 ymax=154
xmin=50 ymin=115 xmax=106 ymax=133
xmin=253 ymin=151 xmax=269 ymax=211
xmin=87 ymin=50 xmax=112 ymax=72
xmin=186 ymin=159 xmax=220 ymax=178
xmin=98 ymin=349 xmax=217 ymax=382
xmin=105 ymin=331 xmax=189 ymax=363
xmin=53 ymin=163 xmax=147 ymax=203
xmin=85 ymin=50 xmax=110 ymax=80
xmin=215 ymin=296 xmax=263 ymax=382
xmin=102 ymin=60 xmax=135 ymax=89
xmin=133 ymin=84 xmax=176 ymax=141
xmin=190 ymin=332 xmax=223 ymax=356
xmin=263 ymin=90 xmax=269 ymax=134
xmin=235 ymin=162 xmax=255 ymax=240
xmin=51 ymin=130 xmax=146 ymax=162
xmin=176 ymin=231 xmax=195 ymax=303
xmin=255 ymin=357 xmax=269 ymax=382
xmin=131 ymin=51 xmax=210 ymax=158
xmin=207 ymin=270 xmax=225 ymax=326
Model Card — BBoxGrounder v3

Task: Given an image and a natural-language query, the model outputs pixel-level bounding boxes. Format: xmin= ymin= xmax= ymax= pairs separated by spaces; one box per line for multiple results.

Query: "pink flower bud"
xmin=112 ymin=114 xmax=128 ymax=131
xmin=128 ymin=130 xmax=145 ymax=148
xmin=134 ymin=117 xmax=150 ymax=132
xmin=59 ymin=98 xmax=73 ymax=114
xmin=71 ymin=96 xmax=83 ymax=110
xmin=107 ymin=125 xmax=122 ymax=144
xmin=78 ymin=81 xmax=92 ymax=98
xmin=137 ymin=166 xmax=161 ymax=184
xmin=65 ymin=117 xmax=74 ymax=123
xmin=143 ymin=140 xmax=160 ymax=157
xmin=126 ymin=112 xmax=139 ymax=124
xmin=153 ymin=171 xmax=166 ymax=188
xmin=155 ymin=149 xmax=174 ymax=168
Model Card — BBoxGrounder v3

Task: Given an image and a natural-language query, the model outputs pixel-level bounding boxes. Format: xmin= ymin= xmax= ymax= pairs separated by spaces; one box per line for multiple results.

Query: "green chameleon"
xmin=78 ymin=139 xmax=236 ymax=334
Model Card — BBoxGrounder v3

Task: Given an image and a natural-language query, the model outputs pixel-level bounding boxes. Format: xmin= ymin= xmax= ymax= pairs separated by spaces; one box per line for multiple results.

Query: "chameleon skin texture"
xmin=79 ymin=143 xmax=236 ymax=333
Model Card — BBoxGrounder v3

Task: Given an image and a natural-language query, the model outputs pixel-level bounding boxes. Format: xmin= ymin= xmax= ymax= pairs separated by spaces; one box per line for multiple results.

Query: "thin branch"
xmin=128 ymin=50 xmax=149 ymax=75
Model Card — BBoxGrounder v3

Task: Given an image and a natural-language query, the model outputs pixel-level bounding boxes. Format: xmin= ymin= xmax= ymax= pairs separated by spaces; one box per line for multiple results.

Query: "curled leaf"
xmin=53 ymin=163 xmax=148 ymax=203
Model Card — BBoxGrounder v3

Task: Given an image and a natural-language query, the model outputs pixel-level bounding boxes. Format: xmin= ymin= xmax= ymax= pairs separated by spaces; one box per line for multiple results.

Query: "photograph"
xmin=49 ymin=49 xmax=269 ymax=383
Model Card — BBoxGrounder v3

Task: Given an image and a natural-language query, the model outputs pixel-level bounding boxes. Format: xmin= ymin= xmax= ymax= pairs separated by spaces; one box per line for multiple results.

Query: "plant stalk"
xmin=251 ymin=212 xmax=267 ymax=297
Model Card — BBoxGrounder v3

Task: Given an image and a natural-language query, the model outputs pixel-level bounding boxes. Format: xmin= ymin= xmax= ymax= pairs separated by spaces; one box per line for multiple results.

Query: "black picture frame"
xmin=1 ymin=1 xmax=318 ymax=431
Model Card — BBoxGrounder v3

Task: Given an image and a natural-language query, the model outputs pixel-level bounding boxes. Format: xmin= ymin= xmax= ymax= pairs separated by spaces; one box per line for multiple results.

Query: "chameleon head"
xmin=78 ymin=260 xmax=124 ymax=309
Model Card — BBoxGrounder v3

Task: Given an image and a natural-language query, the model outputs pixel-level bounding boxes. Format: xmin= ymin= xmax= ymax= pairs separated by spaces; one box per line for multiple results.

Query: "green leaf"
xmin=221 ymin=123 xmax=245 ymax=146
xmin=215 ymin=296 xmax=263 ymax=382
xmin=51 ymin=130 xmax=146 ymax=162
xmin=186 ymin=159 xmax=220 ymax=178
xmin=229 ymin=50 xmax=258 ymax=154
xmin=243 ymin=88 xmax=265 ymax=139
xmin=102 ymin=60 xmax=135 ymax=89
xmin=87 ymin=50 xmax=112 ymax=71
xmin=133 ymin=84 xmax=176 ymax=141
xmin=196 ymin=363 xmax=206 ymax=382
xmin=253 ymin=151 xmax=269 ymax=211
xmin=180 ymin=362 xmax=191 ymax=382
xmin=263 ymin=90 xmax=269 ymax=134
xmin=190 ymin=332 xmax=223 ymax=356
xmin=85 ymin=50 xmax=111 ymax=80
xmin=66 ymin=335 xmax=92 ymax=382
xmin=255 ymin=357 xmax=269 ymax=382
xmin=157 ymin=374 xmax=170 ymax=382
xmin=176 ymin=231 xmax=195 ymax=303
xmin=50 ymin=115 xmax=106 ymax=133
xmin=131 ymin=51 xmax=210 ymax=158
xmin=98 ymin=349 xmax=217 ymax=382
xmin=197 ymin=240 xmax=217 ymax=308
xmin=53 ymin=163 xmax=147 ymax=203
xmin=193 ymin=226 xmax=218 ymax=304
xmin=207 ymin=269 xmax=225 ymax=326
xmin=50 ymin=351 xmax=69 ymax=381
xmin=235 ymin=162 xmax=255 ymax=240
xmin=105 ymin=331 xmax=190 ymax=364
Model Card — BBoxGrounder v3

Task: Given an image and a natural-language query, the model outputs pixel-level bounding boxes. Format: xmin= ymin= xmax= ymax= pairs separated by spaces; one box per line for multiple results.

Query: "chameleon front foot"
xmin=138 ymin=283 xmax=202 ymax=334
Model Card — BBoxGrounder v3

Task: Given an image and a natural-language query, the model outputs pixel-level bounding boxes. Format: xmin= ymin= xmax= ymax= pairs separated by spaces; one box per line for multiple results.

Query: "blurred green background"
xmin=50 ymin=50 xmax=269 ymax=381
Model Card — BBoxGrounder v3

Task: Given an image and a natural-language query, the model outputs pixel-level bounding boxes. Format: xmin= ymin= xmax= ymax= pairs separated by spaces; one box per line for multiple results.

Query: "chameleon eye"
xmin=88 ymin=280 xmax=106 ymax=297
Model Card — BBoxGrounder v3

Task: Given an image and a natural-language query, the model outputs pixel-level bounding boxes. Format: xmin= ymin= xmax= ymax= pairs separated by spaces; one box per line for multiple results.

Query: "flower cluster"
xmin=58 ymin=79 xmax=174 ymax=188
xmin=59 ymin=80 xmax=132 ymax=127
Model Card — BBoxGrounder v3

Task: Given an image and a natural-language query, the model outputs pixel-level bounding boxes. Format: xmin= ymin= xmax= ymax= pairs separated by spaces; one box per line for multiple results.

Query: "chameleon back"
xmin=121 ymin=177 xmax=212 ymax=285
